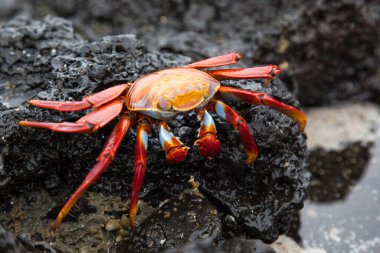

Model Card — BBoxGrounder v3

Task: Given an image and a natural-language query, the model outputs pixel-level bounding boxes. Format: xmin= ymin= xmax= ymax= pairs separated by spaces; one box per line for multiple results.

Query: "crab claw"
xmin=195 ymin=133 xmax=221 ymax=159
xmin=166 ymin=146 xmax=190 ymax=164
xmin=158 ymin=122 xmax=189 ymax=164
xmin=271 ymin=64 xmax=282 ymax=76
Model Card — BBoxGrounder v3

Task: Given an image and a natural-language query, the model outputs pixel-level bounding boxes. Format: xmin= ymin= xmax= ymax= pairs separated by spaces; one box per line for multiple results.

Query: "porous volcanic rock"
xmin=0 ymin=16 xmax=307 ymax=250
xmin=0 ymin=15 xmax=84 ymax=108
xmin=116 ymin=190 xmax=222 ymax=253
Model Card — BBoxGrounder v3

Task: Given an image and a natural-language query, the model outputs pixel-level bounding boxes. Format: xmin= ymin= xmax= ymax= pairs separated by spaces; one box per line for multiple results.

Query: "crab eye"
xmin=157 ymin=97 xmax=172 ymax=111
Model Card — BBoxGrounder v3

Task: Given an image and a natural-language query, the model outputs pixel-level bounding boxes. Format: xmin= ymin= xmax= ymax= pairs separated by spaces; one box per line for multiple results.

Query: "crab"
xmin=19 ymin=53 xmax=307 ymax=231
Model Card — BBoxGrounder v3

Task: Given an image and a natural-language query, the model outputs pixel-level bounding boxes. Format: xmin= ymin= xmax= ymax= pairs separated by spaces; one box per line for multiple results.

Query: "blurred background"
xmin=0 ymin=0 xmax=379 ymax=252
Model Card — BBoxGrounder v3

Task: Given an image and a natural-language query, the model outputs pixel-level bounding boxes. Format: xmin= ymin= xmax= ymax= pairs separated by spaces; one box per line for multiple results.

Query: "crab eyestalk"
xmin=194 ymin=110 xmax=221 ymax=159
xmin=158 ymin=122 xmax=189 ymax=164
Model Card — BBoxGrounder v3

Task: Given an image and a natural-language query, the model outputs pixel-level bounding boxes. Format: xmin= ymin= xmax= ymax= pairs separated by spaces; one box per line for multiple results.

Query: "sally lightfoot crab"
xmin=19 ymin=53 xmax=307 ymax=231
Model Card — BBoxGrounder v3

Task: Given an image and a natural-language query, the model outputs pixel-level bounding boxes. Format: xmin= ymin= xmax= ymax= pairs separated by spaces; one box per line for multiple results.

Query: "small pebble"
xmin=105 ymin=219 xmax=121 ymax=231
xmin=116 ymin=235 xmax=124 ymax=242
xmin=117 ymin=229 xmax=128 ymax=237
xmin=164 ymin=211 xmax=171 ymax=218
xmin=120 ymin=215 xmax=129 ymax=229
xmin=188 ymin=175 xmax=199 ymax=190
xmin=79 ymin=246 xmax=91 ymax=253
xmin=50 ymin=48 xmax=57 ymax=56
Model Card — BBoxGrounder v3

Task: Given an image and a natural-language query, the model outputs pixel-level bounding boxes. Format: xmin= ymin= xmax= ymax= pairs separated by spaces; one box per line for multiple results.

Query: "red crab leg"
xmin=50 ymin=113 xmax=133 ymax=232
xmin=28 ymin=84 xmax=129 ymax=111
xmin=207 ymin=65 xmax=281 ymax=85
xmin=130 ymin=116 xmax=152 ymax=228
xmin=185 ymin=52 xmax=242 ymax=69
xmin=19 ymin=100 xmax=123 ymax=133
xmin=209 ymin=100 xmax=258 ymax=164
xmin=194 ymin=110 xmax=221 ymax=159
xmin=217 ymin=86 xmax=307 ymax=131
xmin=158 ymin=122 xmax=189 ymax=164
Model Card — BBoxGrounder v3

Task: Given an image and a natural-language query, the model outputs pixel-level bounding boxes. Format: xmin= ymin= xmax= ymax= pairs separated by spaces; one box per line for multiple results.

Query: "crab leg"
xmin=19 ymin=100 xmax=123 ymax=133
xmin=130 ymin=116 xmax=151 ymax=228
xmin=50 ymin=113 xmax=133 ymax=232
xmin=207 ymin=65 xmax=281 ymax=85
xmin=217 ymin=86 xmax=307 ymax=131
xmin=194 ymin=110 xmax=221 ymax=159
xmin=209 ymin=100 xmax=258 ymax=164
xmin=28 ymin=84 xmax=129 ymax=111
xmin=158 ymin=122 xmax=189 ymax=164
xmin=185 ymin=52 xmax=242 ymax=69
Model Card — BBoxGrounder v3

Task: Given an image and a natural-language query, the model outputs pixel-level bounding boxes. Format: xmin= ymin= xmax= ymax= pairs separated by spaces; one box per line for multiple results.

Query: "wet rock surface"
xmin=0 ymin=16 xmax=84 ymax=108
xmin=162 ymin=237 xmax=276 ymax=253
xmin=116 ymin=190 xmax=221 ymax=253
xmin=1 ymin=0 xmax=379 ymax=106
xmin=0 ymin=16 xmax=308 ymax=252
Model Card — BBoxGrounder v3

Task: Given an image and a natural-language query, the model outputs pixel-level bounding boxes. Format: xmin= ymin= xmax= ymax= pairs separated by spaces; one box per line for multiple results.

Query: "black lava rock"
xmin=117 ymin=190 xmax=221 ymax=253
xmin=0 ymin=15 xmax=84 ymax=108
xmin=0 ymin=16 xmax=307 ymax=246
xmin=161 ymin=237 xmax=275 ymax=253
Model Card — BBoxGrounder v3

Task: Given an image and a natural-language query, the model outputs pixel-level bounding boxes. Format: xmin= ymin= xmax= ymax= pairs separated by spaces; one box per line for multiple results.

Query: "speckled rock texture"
xmin=0 ymin=16 xmax=308 ymax=251
xmin=1 ymin=0 xmax=379 ymax=106
xmin=116 ymin=190 xmax=222 ymax=253
xmin=0 ymin=16 xmax=84 ymax=108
